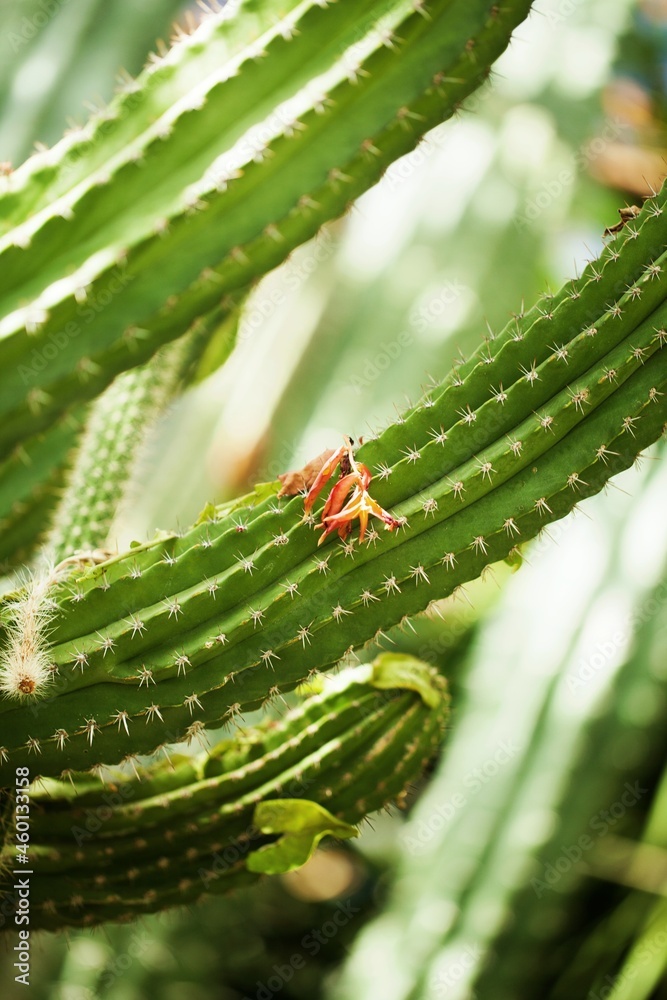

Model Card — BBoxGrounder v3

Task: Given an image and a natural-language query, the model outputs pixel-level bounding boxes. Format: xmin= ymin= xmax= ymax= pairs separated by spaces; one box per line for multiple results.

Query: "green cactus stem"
xmin=0 ymin=182 xmax=664 ymax=782
xmin=45 ymin=298 xmax=239 ymax=564
xmin=0 ymin=408 xmax=85 ymax=571
xmin=0 ymin=295 xmax=240 ymax=572
xmin=0 ymin=0 xmax=533 ymax=460
xmin=0 ymin=654 xmax=449 ymax=931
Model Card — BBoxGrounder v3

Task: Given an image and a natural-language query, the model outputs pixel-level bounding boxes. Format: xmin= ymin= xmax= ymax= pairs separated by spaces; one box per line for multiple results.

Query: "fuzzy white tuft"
xmin=0 ymin=567 xmax=61 ymax=700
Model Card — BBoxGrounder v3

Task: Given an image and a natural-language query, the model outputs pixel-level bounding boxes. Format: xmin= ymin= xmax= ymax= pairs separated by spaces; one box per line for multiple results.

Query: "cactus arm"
xmin=0 ymin=0 xmax=321 ymax=228
xmin=0 ymin=0 xmax=533 ymax=459
xmin=0 ymin=410 xmax=85 ymax=570
xmin=0 ymin=175 xmax=664 ymax=780
xmin=0 ymin=656 xmax=448 ymax=930
xmin=45 ymin=299 xmax=238 ymax=563
xmin=45 ymin=362 xmax=177 ymax=563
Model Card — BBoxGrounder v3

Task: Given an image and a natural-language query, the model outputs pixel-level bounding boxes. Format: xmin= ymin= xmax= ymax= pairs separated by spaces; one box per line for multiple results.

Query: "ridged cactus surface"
xmin=0 ymin=655 xmax=449 ymax=930
xmin=0 ymin=182 xmax=664 ymax=783
xmin=0 ymin=0 xmax=533 ymax=459
xmin=0 ymin=0 xmax=665 ymax=944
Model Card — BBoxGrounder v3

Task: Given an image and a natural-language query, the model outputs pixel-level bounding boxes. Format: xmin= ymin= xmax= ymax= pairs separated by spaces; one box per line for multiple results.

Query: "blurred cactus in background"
xmin=0 ymin=0 xmax=666 ymax=998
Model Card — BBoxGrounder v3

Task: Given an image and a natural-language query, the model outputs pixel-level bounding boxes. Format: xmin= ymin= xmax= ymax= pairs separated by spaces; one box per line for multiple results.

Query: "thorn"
xmin=145 ymin=704 xmax=163 ymax=723
xmin=621 ymin=415 xmax=639 ymax=437
xmin=447 ymin=478 xmax=465 ymax=500
xmin=296 ymin=624 xmax=313 ymax=647
xmin=127 ymin=614 xmax=146 ymax=637
xmin=112 ymin=711 xmax=130 ymax=735
xmin=84 ymin=719 xmax=100 ymax=746
xmin=175 ymin=654 xmax=191 ymax=676
xmin=409 ymin=565 xmax=430 ymax=585
xmin=53 ymin=729 xmax=69 ymax=750
xmin=184 ymin=694 xmax=204 ymax=715
xmin=520 ymin=361 xmax=540 ymax=385
xmin=137 ymin=666 xmax=155 ymax=687
xmin=534 ymin=497 xmax=553 ymax=516
xmin=457 ymin=404 xmax=476 ymax=426
xmin=249 ymin=607 xmax=265 ymax=627
xmin=428 ymin=426 xmax=448 ymax=445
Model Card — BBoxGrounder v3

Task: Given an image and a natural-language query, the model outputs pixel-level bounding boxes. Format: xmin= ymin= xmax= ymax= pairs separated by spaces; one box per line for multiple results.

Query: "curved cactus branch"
xmin=0 ymin=183 xmax=664 ymax=781
xmin=0 ymin=655 xmax=449 ymax=930
xmin=0 ymin=0 xmax=534 ymax=459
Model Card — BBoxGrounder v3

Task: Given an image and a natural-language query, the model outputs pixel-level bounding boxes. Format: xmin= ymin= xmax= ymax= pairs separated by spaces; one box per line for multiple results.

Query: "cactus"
xmin=0 ymin=0 xmax=188 ymax=167
xmin=0 ymin=292 xmax=242 ymax=572
xmin=1 ymin=0 xmax=666 ymax=939
xmin=0 ymin=406 xmax=85 ymax=571
xmin=1 ymin=176 xmax=665 ymax=780
xmin=0 ymin=653 xmax=449 ymax=931
xmin=0 ymin=0 xmax=533 ymax=459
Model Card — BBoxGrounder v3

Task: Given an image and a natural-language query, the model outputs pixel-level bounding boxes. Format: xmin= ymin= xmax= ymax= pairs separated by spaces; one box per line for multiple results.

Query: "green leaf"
xmin=369 ymin=653 xmax=444 ymax=710
xmin=247 ymin=799 xmax=358 ymax=876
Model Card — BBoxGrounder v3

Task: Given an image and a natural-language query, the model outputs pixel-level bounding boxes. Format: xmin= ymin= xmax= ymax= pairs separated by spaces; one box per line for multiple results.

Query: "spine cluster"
xmin=0 ymin=565 xmax=62 ymax=701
